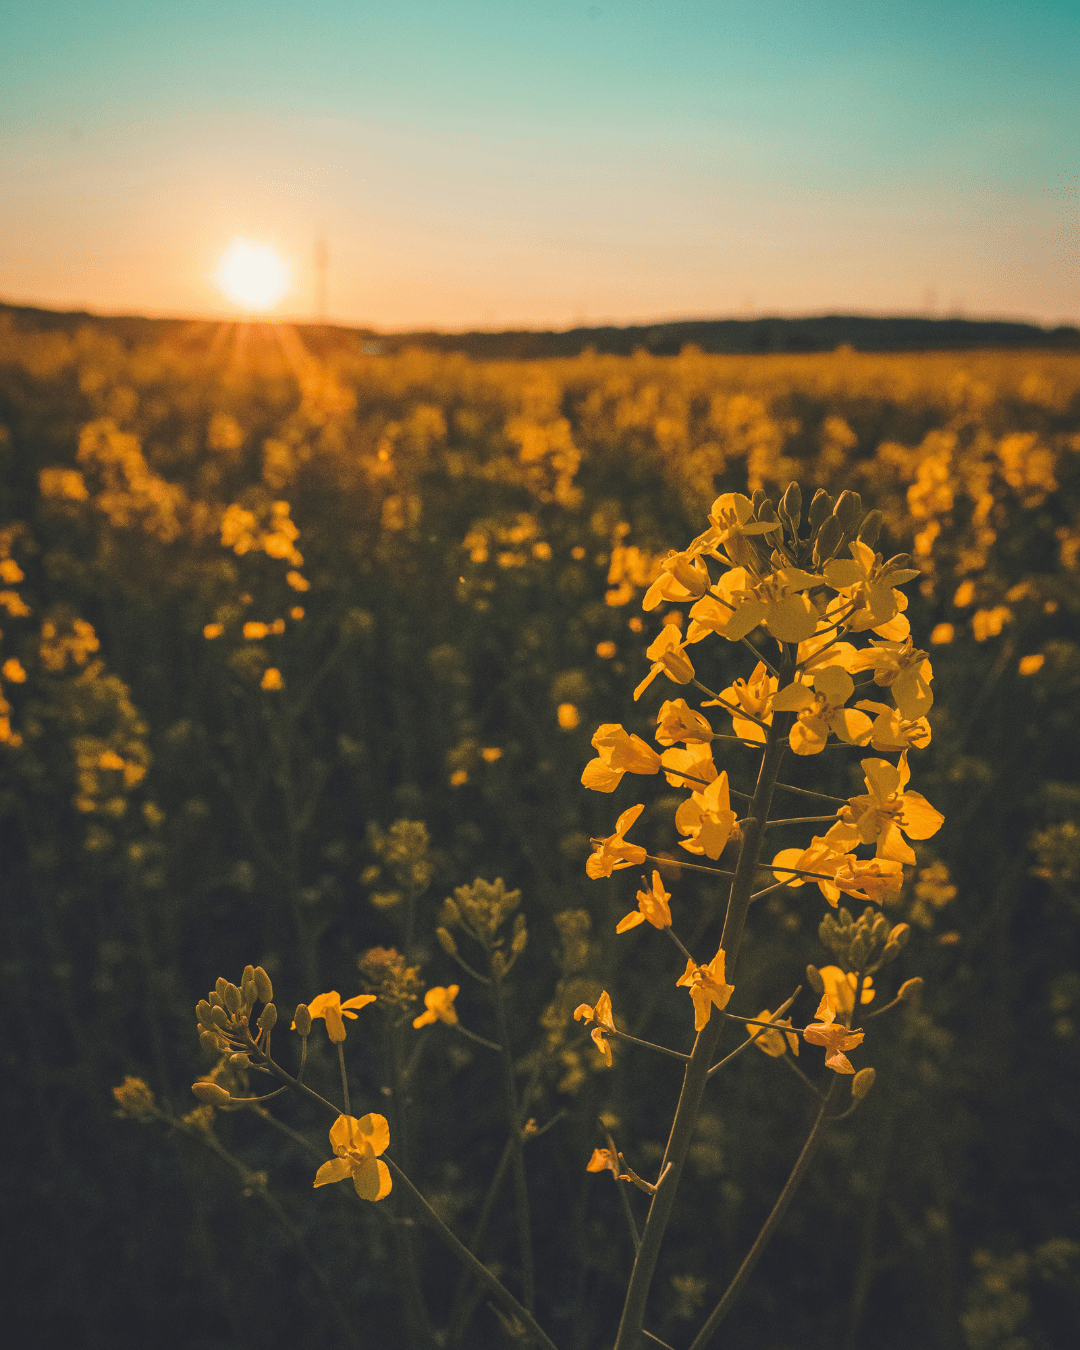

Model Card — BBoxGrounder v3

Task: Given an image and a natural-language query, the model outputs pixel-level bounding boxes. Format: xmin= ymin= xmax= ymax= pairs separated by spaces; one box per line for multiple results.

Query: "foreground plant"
xmin=156 ymin=481 xmax=937 ymax=1350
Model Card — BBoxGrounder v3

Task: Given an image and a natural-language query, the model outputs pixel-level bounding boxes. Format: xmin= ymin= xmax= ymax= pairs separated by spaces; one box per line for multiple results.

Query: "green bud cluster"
xmin=194 ymin=964 xmax=275 ymax=1056
xmin=818 ymin=907 xmax=911 ymax=975
xmin=441 ymin=877 xmax=523 ymax=947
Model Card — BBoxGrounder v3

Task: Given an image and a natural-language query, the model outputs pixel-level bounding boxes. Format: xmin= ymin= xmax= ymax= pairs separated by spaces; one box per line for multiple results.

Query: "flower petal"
xmin=352 ymin=1157 xmax=392 ymax=1201
xmin=314 ymin=1157 xmax=353 ymax=1188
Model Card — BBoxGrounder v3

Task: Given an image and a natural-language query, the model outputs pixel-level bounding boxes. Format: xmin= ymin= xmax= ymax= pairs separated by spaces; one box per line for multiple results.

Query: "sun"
xmin=215 ymin=240 xmax=290 ymax=312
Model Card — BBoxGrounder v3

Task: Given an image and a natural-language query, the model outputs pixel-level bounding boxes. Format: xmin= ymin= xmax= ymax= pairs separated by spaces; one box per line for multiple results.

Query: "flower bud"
xmin=258 ymin=1002 xmax=277 ymax=1031
xmin=253 ymin=966 xmax=273 ymax=1004
xmin=191 ymin=1081 xmax=232 ymax=1105
xmin=807 ymin=488 xmax=835 ymax=531
xmin=898 ymin=977 xmax=923 ymax=1003
xmin=210 ymin=1004 xmax=230 ymax=1031
xmin=851 ymin=1067 xmax=876 ymax=1101
xmin=813 ymin=514 xmax=843 ymax=566
xmin=857 ymin=510 xmax=883 ymax=548
xmin=436 ymin=926 xmax=458 ymax=956
xmin=223 ymin=982 xmax=242 ymax=1015
xmin=511 ymin=914 xmax=528 ymax=955
xmin=780 ymin=481 xmax=802 ymax=532
xmin=215 ymin=977 xmax=229 ymax=1001
xmin=196 ymin=999 xmax=214 ymax=1026
xmin=887 ymin=923 xmax=910 ymax=948
xmin=241 ymin=964 xmax=256 ymax=989
xmin=806 ymin=964 xmax=825 ymax=994
xmin=833 ymin=490 xmax=862 ymax=531
xmin=293 ymin=1003 xmax=312 ymax=1036
xmin=199 ymin=1030 xmax=224 ymax=1055
xmin=241 ymin=978 xmax=258 ymax=1009
xmin=228 ymin=1052 xmax=251 ymax=1068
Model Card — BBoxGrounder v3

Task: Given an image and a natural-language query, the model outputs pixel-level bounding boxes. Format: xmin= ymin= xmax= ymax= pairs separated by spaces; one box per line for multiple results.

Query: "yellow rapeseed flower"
xmin=413 ymin=985 xmax=459 ymax=1028
xmin=675 ymin=769 xmax=737 ymax=859
xmin=586 ymin=804 xmax=647 ymax=878
xmin=771 ymin=666 xmax=873 ymax=756
xmin=802 ymin=994 xmax=865 ymax=1074
xmin=747 ymin=1008 xmax=799 ymax=1057
xmin=299 ymin=991 xmax=377 ymax=1043
xmin=854 ymin=699 xmax=932 ymax=752
xmin=260 ymin=667 xmax=283 ymax=690
xmin=1 ymin=657 xmax=27 ymax=683
xmin=203 ymin=623 xmax=224 ymax=639
xmin=616 ymin=870 xmax=672 ymax=933
xmin=846 ymin=637 xmax=934 ymax=720
xmin=676 ymin=947 xmax=734 ymax=1032
xmin=574 ymin=991 xmax=615 ymax=1066
xmin=818 ymin=966 xmax=875 ymax=1014
xmin=581 ymin=724 xmax=662 ymax=792
xmin=633 ymin=626 xmax=695 ymax=701
xmin=827 ymin=754 xmax=943 ymax=865
xmin=654 ymin=698 xmax=714 ymax=746
xmin=557 ymin=702 xmax=581 ymax=729
xmin=708 ymin=661 xmax=777 ymax=743
xmin=314 ymin=1113 xmax=392 ymax=1201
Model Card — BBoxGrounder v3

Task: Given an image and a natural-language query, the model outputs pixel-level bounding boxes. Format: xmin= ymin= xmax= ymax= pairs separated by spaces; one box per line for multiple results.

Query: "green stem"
xmin=612 ymin=644 xmax=798 ymax=1350
xmin=337 ymin=1042 xmax=351 ymax=1115
xmin=492 ymin=968 xmax=536 ymax=1313
xmin=387 ymin=1160 xmax=560 ymax=1350
xmin=686 ymin=1077 xmax=841 ymax=1350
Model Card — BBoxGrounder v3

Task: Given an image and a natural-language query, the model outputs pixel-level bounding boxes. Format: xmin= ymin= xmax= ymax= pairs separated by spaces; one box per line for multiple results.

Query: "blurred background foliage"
xmin=1 ymin=316 xmax=1078 ymax=1350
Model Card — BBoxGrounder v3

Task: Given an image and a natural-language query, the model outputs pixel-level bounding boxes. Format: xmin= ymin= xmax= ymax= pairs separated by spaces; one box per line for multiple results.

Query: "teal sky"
xmin=1 ymin=1 xmax=1077 ymax=327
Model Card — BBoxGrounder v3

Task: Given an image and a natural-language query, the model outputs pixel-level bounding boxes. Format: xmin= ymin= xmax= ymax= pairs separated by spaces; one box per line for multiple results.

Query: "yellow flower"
xmin=802 ymin=994 xmax=865 ymax=1074
xmin=675 ymin=769 xmax=737 ymax=859
xmin=586 ymin=804 xmax=647 ymax=878
xmin=771 ymin=666 xmax=873 ymax=756
xmin=413 ymin=985 xmax=460 ymax=1028
xmin=0 ymin=559 xmax=25 ymax=584
xmin=616 ymin=870 xmax=672 ymax=933
xmin=854 ymin=699 xmax=932 ymax=752
xmin=586 ymin=1146 xmax=624 ymax=1178
xmin=1018 ymin=654 xmax=1044 ymax=675
xmin=930 ymin=622 xmax=954 ymax=645
xmin=827 ymin=754 xmax=943 ymax=865
xmin=286 ymin=570 xmax=310 ymax=592
xmin=654 ymin=698 xmax=714 ymax=746
xmin=846 ymin=638 xmax=933 ymax=720
xmin=823 ymin=542 xmax=920 ymax=633
xmin=718 ymin=568 xmax=822 ymax=645
xmin=203 ymin=623 xmax=224 ymax=640
xmin=747 ymin=1008 xmax=799 ymax=1057
xmin=659 ymin=740 xmax=717 ymax=790
xmin=832 ymin=856 xmax=905 ymax=905
xmin=260 ymin=667 xmax=283 ymax=690
xmin=707 ymin=661 xmax=777 ymax=744
xmin=574 ymin=990 xmax=615 ymax=1065
xmin=1 ymin=658 xmax=27 ymax=683
xmin=480 ymin=746 xmax=503 ymax=762
xmin=817 ymin=966 xmax=874 ymax=1015
xmin=676 ymin=947 xmax=734 ymax=1032
xmin=771 ymin=836 xmax=848 ymax=905
xmin=314 ymin=1113 xmax=392 ymax=1201
xmin=642 ymin=552 xmax=712 ymax=611
xmin=581 ymin=723 xmax=662 ymax=792
xmin=243 ymin=621 xmax=269 ymax=640
xmin=972 ymin=606 xmax=1012 ymax=641
xmin=685 ymin=566 xmax=749 ymax=642
xmin=557 ymin=702 xmax=581 ymax=729
xmin=633 ymin=626 xmax=695 ymax=701
xmin=299 ymin=991 xmax=377 ymax=1043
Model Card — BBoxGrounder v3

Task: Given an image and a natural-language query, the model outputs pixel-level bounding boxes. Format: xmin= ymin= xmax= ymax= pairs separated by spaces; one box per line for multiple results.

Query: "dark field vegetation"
xmin=1 ymin=315 xmax=1078 ymax=1349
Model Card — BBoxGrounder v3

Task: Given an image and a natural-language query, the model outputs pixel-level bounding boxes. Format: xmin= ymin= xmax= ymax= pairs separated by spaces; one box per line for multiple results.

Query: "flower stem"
xmin=492 ymin=967 xmax=536 ymax=1313
xmin=386 ymin=1160 xmax=561 ymax=1350
xmin=336 ymin=1041 xmax=351 ymax=1115
xmin=612 ymin=644 xmax=798 ymax=1350
xmin=686 ymin=1077 xmax=841 ymax=1350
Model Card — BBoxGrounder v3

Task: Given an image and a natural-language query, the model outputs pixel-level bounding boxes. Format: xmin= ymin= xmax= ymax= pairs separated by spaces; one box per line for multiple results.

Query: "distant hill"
xmin=2 ymin=300 xmax=1078 ymax=358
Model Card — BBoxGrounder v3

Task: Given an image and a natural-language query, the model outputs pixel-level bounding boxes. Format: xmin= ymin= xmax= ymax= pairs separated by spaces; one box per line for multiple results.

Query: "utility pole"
xmin=314 ymin=235 xmax=328 ymax=320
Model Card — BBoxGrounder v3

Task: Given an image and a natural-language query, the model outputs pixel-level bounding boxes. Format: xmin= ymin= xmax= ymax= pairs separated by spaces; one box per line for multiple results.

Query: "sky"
xmin=1 ymin=1 xmax=1077 ymax=329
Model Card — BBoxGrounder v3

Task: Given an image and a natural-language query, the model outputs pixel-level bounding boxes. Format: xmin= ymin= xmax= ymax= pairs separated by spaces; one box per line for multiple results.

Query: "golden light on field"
xmin=215 ymin=240 xmax=290 ymax=311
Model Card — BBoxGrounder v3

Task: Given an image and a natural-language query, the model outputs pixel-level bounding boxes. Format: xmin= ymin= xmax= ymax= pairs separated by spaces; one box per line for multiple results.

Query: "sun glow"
xmin=215 ymin=240 xmax=290 ymax=312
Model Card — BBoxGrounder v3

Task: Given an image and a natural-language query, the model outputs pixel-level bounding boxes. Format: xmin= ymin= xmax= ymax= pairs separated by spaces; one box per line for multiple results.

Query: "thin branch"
xmin=764 ymin=814 xmax=839 ymax=828
xmin=774 ymin=782 xmax=848 ymax=805
xmin=606 ymin=1025 xmax=690 ymax=1063
xmin=387 ymin=1160 xmax=562 ymax=1350
xmin=686 ymin=1078 xmax=841 ymax=1350
xmin=739 ymin=637 xmax=780 ymax=678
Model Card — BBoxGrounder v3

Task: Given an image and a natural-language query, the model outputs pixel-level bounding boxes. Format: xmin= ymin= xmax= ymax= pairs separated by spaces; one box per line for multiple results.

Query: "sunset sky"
xmin=1 ymin=1 xmax=1077 ymax=329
